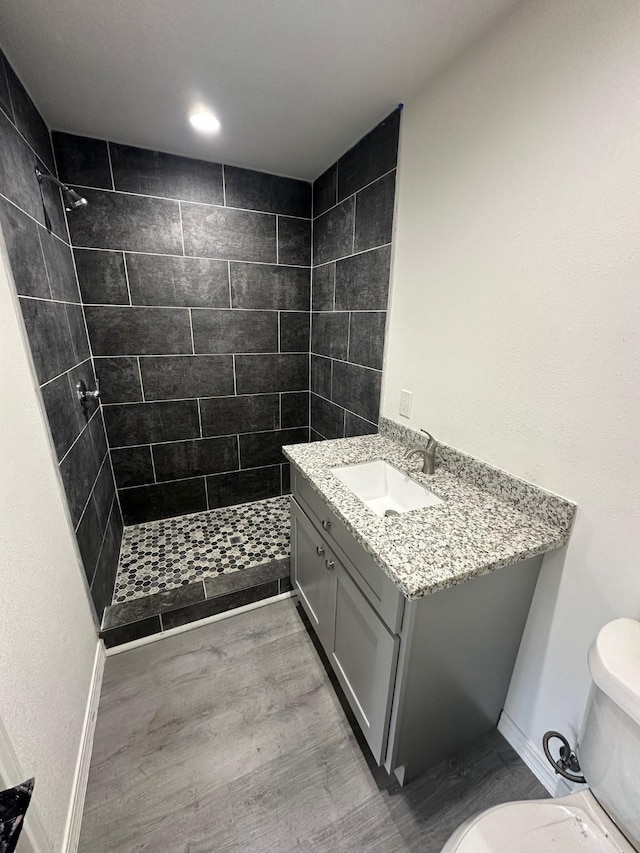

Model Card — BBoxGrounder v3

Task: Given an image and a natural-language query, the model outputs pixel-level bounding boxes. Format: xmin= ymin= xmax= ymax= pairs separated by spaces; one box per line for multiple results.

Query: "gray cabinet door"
xmin=330 ymin=563 xmax=400 ymax=764
xmin=290 ymin=498 xmax=336 ymax=653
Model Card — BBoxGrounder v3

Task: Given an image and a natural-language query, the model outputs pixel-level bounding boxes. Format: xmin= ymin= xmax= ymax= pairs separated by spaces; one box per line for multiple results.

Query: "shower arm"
xmin=35 ymin=167 xmax=88 ymax=211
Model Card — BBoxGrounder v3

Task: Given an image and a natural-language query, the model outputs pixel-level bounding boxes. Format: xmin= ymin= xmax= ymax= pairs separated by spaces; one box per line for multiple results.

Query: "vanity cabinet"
xmin=291 ymin=498 xmax=399 ymax=763
xmin=290 ymin=463 xmax=546 ymax=786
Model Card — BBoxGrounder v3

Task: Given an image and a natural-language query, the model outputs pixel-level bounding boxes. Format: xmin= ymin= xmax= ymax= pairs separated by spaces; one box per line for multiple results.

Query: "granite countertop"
xmin=283 ymin=418 xmax=576 ymax=601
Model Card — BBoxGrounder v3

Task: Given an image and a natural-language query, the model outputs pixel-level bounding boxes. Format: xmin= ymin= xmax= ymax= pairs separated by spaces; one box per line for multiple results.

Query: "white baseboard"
xmin=497 ymin=710 xmax=580 ymax=798
xmin=62 ymin=640 xmax=106 ymax=853
xmin=106 ymin=590 xmax=296 ymax=656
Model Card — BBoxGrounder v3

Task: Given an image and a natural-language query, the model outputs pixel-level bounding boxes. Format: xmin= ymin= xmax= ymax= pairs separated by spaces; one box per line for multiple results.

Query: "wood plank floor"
xmin=79 ymin=599 xmax=547 ymax=852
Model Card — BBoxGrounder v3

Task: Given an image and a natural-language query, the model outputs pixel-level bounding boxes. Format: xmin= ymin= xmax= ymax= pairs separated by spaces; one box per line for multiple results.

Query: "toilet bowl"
xmin=441 ymin=791 xmax=635 ymax=852
xmin=442 ymin=618 xmax=640 ymax=853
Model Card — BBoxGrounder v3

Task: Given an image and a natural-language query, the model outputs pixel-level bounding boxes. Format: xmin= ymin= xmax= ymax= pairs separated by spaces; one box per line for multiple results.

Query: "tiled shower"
xmin=0 ymin=43 xmax=399 ymax=644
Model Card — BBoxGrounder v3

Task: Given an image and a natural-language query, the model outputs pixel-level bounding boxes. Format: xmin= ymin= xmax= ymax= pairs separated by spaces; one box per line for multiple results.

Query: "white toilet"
xmin=442 ymin=617 xmax=640 ymax=853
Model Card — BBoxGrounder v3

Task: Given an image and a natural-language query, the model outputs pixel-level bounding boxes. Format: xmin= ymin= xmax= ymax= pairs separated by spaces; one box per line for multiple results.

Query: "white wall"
xmin=383 ymin=0 xmax=640 ymax=777
xmin=0 ymin=232 xmax=99 ymax=850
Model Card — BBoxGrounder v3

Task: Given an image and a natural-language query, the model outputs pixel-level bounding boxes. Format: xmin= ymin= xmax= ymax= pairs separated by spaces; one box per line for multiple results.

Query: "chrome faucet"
xmin=403 ymin=430 xmax=437 ymax=476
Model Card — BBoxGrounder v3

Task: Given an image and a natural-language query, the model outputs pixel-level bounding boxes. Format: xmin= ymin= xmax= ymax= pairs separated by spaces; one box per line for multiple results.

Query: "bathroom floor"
xmin=113 ymin=496 xmax=290 ymax=603
xmin=80 ymin=599 xmax=547 ymax=852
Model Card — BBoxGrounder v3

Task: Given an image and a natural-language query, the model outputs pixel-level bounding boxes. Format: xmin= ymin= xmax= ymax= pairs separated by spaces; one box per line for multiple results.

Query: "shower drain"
xmin=227 ymin=533 xmax=244 ymax=545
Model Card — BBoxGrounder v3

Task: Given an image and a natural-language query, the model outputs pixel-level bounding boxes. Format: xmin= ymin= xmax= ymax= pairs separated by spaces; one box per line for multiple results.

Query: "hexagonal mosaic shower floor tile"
xmin=113 ymin=496 xmax=290 ymax=603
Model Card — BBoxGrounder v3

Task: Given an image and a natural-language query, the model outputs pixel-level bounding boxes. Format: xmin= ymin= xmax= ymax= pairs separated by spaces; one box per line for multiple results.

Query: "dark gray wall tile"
xmin=278 ymin=216 xmax=311 ymax=266
xmin=239 ymin=427 xmax=307 ymax=468
xmin=311 ymin=263 xmax=334 ymax=311
xmin=119 ymin=478 xmax=207 ymax=525
xmin=152 ymin=436 xmax=238 ymax=480
xmin=348 ymin=311 xmax=386 ymax=370
xmin=334 ymin=246 xmax=391 ymax=311
xmin=345 ymin=411 xmax=378 ymax=437
xmin=0 ymin=198 xmax=50 ymax=297
xmin=200 ymin=394 xmax=279 ymax=437
xmin=140 ymin=355 xmax=234 ymax=400
xmin=0 ymin=109 xmax=44 ymax=224
xmin=65 ymin=303 xmax=91 ymax=363
xmin=230 ymin=263 xmax=309 ymax=311
xmin=75 ymin=497 xmax=103 ymax=585
xmin=281 ymin=463 xmax=291 ymax=494
xmin=0 ymin=50 xmax=12 ymax=120
xmin=67 ymin=188 xmax=182 ymax=254
xmin=338 ymin=109 xmax=400 ymax=200
xmin=52 ymin=132 xmax=112 ymax=189
xmin=19 ymin=297 xmax=76 ymax=384
xmin=103 ymin=400 xmax=199 ymax=446
xmin=40 ymin=230 xmax=80 ymax=303
xmin=224 ymin=166 xmax=310 ymax=217
xmin=94 ymin=357 xmax=142 ymax=403
xmin=182 ymin=203 xmax=276 ymax=262
xmin=191 ymin=308 xmax=277 ymax=354
xmin=41 ymin=371 xmax=80 ymax=460
xmin=74 ymin=249 xmax=128 ymax=305
xmin=90 ymin=506 xmax=122 ymax=613
xmin=313 ymin=197 xmax=354 ymax=265
xmin=206 ymin=465 xmax=281 ymax=510
xmin=310 ymin=428 xmax=325 ymax=442
xmin=354 ymin=171 xmax=396 ymax=252
xmin=126 ymin=253 xmax=230 ymax=308
xmin=311 ymin=393 xmax=344 ymax=440
xmin=280 ymin=311 xmax=310 ymax=352
xmin=311 ymin=355 xmax=331 ymax=399
xmin=311 ymin=311 xmax=349 ymax=360
xmin=4 ymin=63 xmax=54 ymax=172
xmin=331 ymin=361 xmax=381 ymax=424
xmin=84 ymin=305 xmax=192 ymax=355
xmin=235 ymin=353 xmax=308 ymax=394
xmin=111 ymin=445 xmax=155 ymax=488
xmin=59 ymin=424 xmax=100 ymax=527
xmin=93 ymin=459 xmax=116 ymax=532
xmin=87 ymin=408 xmax=109 ymax=463
xmin=281 ymin=391 xmax=309 ymax=428
xmin=110 ymin=143 xmax=223 ymax=204
xmin=313 ymin=163 xmax=337 ymax=218
xmin=39 ymin=176 xmax=68 ymax=241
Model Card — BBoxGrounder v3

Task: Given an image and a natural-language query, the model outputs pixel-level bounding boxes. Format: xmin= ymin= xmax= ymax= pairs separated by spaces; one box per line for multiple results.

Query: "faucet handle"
xmin=420 ymin=428 xmax=434 ymax=445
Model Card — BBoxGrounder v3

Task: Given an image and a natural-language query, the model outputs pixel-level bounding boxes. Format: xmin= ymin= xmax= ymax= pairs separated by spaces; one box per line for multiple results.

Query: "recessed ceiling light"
xmin=189 ymin=109 xmax=221 ymax=134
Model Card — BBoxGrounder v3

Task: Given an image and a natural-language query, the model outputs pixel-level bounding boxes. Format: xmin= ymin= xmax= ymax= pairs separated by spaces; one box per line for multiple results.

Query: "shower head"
xmin=64 ymin=187 xmax=88 ymax=210
xmin=35 ymin=167 xmax=88 ymax=212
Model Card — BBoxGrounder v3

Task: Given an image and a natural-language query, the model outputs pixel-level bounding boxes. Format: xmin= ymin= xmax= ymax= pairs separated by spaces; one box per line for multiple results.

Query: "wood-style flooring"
xmin=79 ymin=599 xmax=547 ymax=852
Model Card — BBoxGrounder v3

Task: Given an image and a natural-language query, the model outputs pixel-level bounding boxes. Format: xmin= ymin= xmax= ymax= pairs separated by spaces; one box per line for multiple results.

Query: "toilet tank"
xmin=579 ymin=618 xmax=640 ymax=850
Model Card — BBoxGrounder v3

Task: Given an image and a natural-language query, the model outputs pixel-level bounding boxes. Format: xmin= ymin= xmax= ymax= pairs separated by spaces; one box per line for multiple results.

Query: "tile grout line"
xmin=232 ymin=354 xmax=237 ymax=395
xmin=106 ymin=141 xmax=116 ymax=191
xmin=149 ymin=445 xmax=158 ymax=484
xmin=221 ymin=164 xmax=226 ymax=206
xmin=178 ymin=200 xmax=186 ymax=256
xmin=197 ymin=398 xmax=203 ymax=438
xmin=188 ymin=308 xmax=196 ymax=354
xmin=275 ymin=215 xmax=279 ymax=265
xmin=137 ymin=357 xmax=146 ymax=401
xmin=227 ymin=260 xmax=232 ymax=308
xmin=122 ymin=252 xmax=133 ymax=305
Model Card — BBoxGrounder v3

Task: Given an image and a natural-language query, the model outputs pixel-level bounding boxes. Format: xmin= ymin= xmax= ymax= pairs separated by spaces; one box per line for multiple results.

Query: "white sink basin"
xmin=331 ymin=459 xmax=443 ymax=517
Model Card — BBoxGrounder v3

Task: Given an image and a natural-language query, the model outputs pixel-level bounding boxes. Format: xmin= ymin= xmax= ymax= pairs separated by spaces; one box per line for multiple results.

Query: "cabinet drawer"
xmin=292 ymin=467 xmax=404 ymax=634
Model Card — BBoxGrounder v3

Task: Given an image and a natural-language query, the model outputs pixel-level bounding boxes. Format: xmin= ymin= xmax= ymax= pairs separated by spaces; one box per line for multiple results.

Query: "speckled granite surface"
xmin=283 ymin=421 xmax=575 ymax=600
